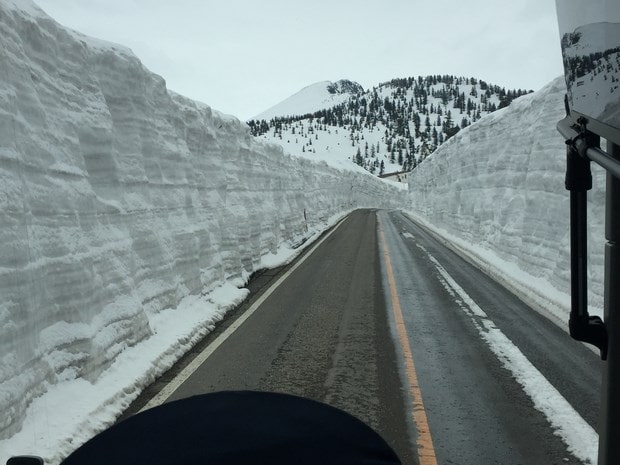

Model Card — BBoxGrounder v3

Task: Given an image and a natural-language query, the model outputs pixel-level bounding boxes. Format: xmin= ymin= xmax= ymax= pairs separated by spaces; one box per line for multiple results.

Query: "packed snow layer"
xmin=407 ymin=76 xmax=606 ymax=321
xmin=0 ymin=0 xmax=406 ymax=454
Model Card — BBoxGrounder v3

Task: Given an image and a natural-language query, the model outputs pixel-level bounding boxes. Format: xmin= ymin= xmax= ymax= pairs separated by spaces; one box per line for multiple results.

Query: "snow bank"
xmin=0 ymin=0 xmax=406 ymax=456
xmin=407 ymin=76 xmax=606 ymax=322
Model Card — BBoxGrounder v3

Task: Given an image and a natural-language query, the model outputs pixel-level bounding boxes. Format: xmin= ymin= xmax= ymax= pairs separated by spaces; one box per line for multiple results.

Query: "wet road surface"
xmin=125 ymin=209 xmax=601 ymax=465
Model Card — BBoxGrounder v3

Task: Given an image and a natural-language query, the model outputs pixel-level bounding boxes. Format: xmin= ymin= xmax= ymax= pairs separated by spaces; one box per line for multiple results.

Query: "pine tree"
xmin=355 ymin=147 xmax=364 ymax=166
xmin=248 ymin=74 xmax=531 ymax=177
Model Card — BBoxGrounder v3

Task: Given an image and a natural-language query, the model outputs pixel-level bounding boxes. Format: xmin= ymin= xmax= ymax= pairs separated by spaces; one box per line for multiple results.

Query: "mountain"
xmin=248 ymin=76 xmax=532 ymax=176
xmin=251 ymin=79 xmax=363 ymax=121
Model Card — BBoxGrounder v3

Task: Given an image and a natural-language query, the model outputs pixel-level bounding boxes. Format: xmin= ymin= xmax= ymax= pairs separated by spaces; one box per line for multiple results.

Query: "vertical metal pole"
xmin=599 ymin=141 xmax=620 ymax=465
xmin=569 ymin=188 xmax=589 ymax=321
xmin=565 ymin=139 xmax=607 ymax=356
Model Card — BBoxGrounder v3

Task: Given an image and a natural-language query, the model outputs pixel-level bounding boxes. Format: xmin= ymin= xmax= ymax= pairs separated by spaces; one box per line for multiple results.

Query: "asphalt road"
xmin=379 ymin=210 xmax=601 ymax=465
xmin=125 ymin=209 xmax=602 ymax=465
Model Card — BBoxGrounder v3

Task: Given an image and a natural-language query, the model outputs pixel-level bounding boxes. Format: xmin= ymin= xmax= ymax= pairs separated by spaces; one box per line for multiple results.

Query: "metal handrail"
xmin=557 ymin=116 xmax=620 ymax=180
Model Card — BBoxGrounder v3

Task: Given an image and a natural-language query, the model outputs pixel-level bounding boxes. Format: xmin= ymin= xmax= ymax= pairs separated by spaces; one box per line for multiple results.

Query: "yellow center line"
xmin=379 ymin=223 xmax=438 ymax=465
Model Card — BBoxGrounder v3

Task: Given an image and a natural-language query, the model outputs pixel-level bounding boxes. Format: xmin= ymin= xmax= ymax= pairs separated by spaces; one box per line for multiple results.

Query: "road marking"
xmin=139 ymin=216 xmax=349 ymax=412
xmin=416 ymin=242 xmax=599 ymax=465
xmin=402 ymin=232 xmax=414 ymax=239
xmin=379 ymin=223 xmax=438 ymax=465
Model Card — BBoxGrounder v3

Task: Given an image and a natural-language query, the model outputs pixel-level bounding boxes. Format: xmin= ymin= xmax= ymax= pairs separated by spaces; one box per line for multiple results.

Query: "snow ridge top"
xmin=251 ymin=79 xmax=363 ymax=121
xmin=327 ymin=79 xmax=364 ymax=95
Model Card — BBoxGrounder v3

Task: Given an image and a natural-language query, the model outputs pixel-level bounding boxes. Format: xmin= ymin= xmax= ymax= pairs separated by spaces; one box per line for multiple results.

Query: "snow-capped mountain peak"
xmin=249 ymin=75 xmax=533 ymax=176
xmin=251 ymin=79 xmax=363 ymax=121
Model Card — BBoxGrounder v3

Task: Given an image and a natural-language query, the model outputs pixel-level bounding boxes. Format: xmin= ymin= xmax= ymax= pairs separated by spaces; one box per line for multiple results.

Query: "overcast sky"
xmin=34 ymin=0 xmax=565 ymax=120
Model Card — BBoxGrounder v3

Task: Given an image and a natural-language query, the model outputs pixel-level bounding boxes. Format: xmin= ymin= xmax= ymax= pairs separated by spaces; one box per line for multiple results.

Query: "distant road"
xmin=126 ymin=209 xmax=601 ymax=465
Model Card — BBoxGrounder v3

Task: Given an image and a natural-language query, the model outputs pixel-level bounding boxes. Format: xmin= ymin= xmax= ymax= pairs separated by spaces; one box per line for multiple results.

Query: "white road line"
xmin=139 ymin=217 xmax=348 ymax=412
xmin=416 ymin=242 xmax=599 ymax=465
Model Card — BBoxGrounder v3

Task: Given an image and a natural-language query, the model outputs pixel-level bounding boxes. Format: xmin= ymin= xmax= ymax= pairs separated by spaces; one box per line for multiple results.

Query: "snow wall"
xmin=0 ymin=0 xmax=407 ymax=441
xmin=407 ymin=76 xmax=606 ymax=320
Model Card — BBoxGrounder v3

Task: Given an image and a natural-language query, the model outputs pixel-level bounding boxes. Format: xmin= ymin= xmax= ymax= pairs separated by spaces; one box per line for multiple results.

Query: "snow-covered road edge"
xmin=402 ymin=210 xmax=589 ymax=336
xmin=0 ymin=210 xmax=351 ymax=465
